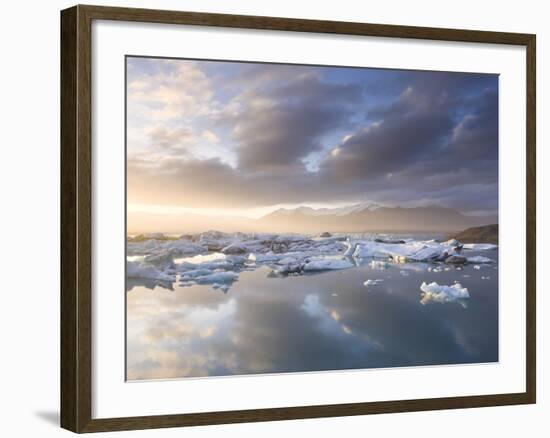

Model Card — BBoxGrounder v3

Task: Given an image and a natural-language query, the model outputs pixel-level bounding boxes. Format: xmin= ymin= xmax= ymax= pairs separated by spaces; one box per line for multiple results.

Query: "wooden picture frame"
xmin=61 ymin=4 xmax=536 ymax=433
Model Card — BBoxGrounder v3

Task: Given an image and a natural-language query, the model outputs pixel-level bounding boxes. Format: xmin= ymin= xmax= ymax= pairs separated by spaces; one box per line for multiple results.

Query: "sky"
xmin=126 ymin=57 xmax=498 ymax=219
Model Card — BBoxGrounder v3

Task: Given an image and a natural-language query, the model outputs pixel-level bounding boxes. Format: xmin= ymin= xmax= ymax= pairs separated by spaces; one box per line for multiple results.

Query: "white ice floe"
xmin=462 ymin=243 xmax=498 ymax=251
xmin=370 ymin=260 xmax=390 ymax=269
xmin=399 ymin=270 xmax=410 ymax=276
xmin=352 ymin=240 xmax=449 ymax=262
xmin=303 ymin=258 xmax=354 ymax=272
xmin=278 ymin=256 xmax=298 ymax=265
xmin=212 ymin=283 xmax=231 ymax=292
xmin=473 ymin=265 xmax=481 ymax=270
xmin=221 ymin=242 xmax=249 ymax=254
xmin=126 ymin=260 xmax=175 ymax=282
xmin=363 ymin=279 xmax=384 ymax=287
xmin=195 ymin=271 xmax=239 ymax=284
xmin=467 ymin=255 xmax=494 ymax=264
xmin=125 ymin=230 xmax=497 ymax=292
xmin=420 ymin=281 xmax=470 ymax=305
xmin=248 ymin=252 xmax=281 ymax=263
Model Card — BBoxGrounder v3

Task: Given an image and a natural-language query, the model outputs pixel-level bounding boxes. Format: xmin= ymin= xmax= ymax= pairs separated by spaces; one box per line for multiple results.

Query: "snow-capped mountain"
xmin=271 ymin=202 xmax=380 ymax=217
xmin=256 ymin=203 xmax=497 ymax=233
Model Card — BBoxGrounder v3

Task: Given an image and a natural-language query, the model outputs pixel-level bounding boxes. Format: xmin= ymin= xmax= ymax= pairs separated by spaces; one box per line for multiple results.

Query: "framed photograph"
xmin=60 ymin=5 xmax=536 ymax=433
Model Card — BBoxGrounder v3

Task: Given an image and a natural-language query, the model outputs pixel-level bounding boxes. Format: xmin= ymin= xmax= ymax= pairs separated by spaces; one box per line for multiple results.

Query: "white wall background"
xmin=0 ymin=0 xmax=546 ymax=436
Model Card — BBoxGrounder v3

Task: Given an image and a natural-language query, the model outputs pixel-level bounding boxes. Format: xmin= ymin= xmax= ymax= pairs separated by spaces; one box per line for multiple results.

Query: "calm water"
xmin=126 ymin=254 xmax=498 ymax=380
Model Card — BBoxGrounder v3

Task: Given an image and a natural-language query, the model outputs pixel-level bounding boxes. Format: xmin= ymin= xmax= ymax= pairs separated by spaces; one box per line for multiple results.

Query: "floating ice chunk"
xmin=481 ymin=276 xmax=491 ymax=280
xmin=408 ymin=246 xmax=445 ymax=261
xmin=195 ymin=271 xmax=239 ymax=284
xmin=420 ymin=281 xmax=470 ymax=305
xmin=352 ymin=240 xmax=442 ymax=261
xmin=353 ymin=244 xmax=382 ymax=258
xmin=126 ymin=260 xmax=174 ymax=282
xmin=444 ymin=255 xmax=467 ymax=265
xmin=142 ymin=252 xmax=175 ymax=269
xmin=248 ymin=252 xmax=281 ymax=263
xmin=463 ymin=243 xmax=498 ymax=251
xmin=399 ymin=270 xmax=410 ymax=276
xmin=370 ymin=260 xmax=390 ymax=270
xmin=393 ymin=255 xmax=408 ymax=263
xmin=221 ymin=242 xmax=248 ymax=254
xmin=178 ymin=268 xmax=216 ymax=282
xmin=303 ymin=258 xmax=354 ymax=272
xmin=363 ymin=279 xmax=384 ymax=287
xmin=212 ymin=283 xmax=231 ymax=292
xmin=278 ymin=256 xmax=298 ymax=265
xmin=467 ymin=255 xmax=494 ymax=264
xmin=473 ymin=265 xmax=481 ymax=270
xmin=224 ymin=255 xmax=247 ymax=264
xmin=270 ymin=262 xmax=304 ymax=276
xmin=127 ymin=238 xmax=205 ymax=257
xmin=175 ymin=252 xmax=226 ymax=265
xmin=343 ymin=240 xmax=358 ymax=257
xmin=127 ymin=255 xmax=145 ymax=262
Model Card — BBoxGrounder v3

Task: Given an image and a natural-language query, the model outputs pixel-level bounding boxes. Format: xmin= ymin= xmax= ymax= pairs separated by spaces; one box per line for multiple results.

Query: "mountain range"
xmin=128 ymin=202 xmax=497 ymax=234
xmin=254 ymin=203 xmax=497 ymax=233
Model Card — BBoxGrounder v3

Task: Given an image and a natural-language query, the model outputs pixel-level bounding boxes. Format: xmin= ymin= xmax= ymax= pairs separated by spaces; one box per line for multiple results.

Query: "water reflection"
xmin=127 ymin=256 xmax=498 ymax=380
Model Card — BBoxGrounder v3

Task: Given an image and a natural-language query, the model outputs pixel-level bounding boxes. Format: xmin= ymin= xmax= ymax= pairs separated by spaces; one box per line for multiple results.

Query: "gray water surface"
xmin=126 ymin=255 xmax=498 ymax=380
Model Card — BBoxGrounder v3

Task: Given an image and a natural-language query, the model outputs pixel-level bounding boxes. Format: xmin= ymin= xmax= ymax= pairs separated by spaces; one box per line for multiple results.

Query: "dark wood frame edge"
xmin=60 ymin=4 xmax=536 ymax=433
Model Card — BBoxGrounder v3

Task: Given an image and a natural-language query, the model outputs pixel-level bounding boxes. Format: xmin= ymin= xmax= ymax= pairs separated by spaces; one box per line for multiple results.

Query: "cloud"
xmin=221 ymin=70 xmax=362 ymax=171
xmin=127 ymin=58 xmax=215 ymax=123
xmin=145 ymin=125 xmax=196 ymax=155
xmin=321 ymin=87 xmax=454 ymax=181
xmin=126 ymin=59 xmax=499 ymax=214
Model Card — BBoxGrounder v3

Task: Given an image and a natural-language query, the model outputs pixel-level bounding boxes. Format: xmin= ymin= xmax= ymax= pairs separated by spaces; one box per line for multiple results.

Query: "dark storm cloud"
xmin=321 ymin=87 xmax=455 ymax=180
xmin=314 ymin=73 xmax=499 ymax=211
xmin=449 ymin=88 xmax=498 ymax=161
xmin=227 ymin=72 xmax=362 ymax=171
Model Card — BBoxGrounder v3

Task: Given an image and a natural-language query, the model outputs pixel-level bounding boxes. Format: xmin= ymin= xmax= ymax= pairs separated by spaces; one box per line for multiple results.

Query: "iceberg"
xmin=467 ymin=255 xmax=494 ymax=264
xmin=221 ymin=242 xmax=249 ymax=254
xmin=462 ymin=243 xmax=498 ymax=251
xmin=125 ymin=231 xmax=497 ymax=293
xmin=363 ymin=279 xmax=383 ymax=287
xmin=126 ymin=260 xmax=175 ymax=282
xmin=370 ymin=260 xmax=390 ymax=269
xmin=420 ymin=281 xmax=470 ymax=305
xmin=248 ymin=252 xmax=281 ymax=263
xmin=351 ymin=240 xmax=452 ymax=262
xmin=303 ymin=258 xmax=354 ymax=272
xmin=195 ymin=271 xmax=238 ymax=284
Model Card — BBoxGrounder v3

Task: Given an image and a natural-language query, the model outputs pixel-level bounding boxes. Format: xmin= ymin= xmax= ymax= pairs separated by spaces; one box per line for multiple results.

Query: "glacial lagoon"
xmin=126 ymin=233 xmax=498 ymax=380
